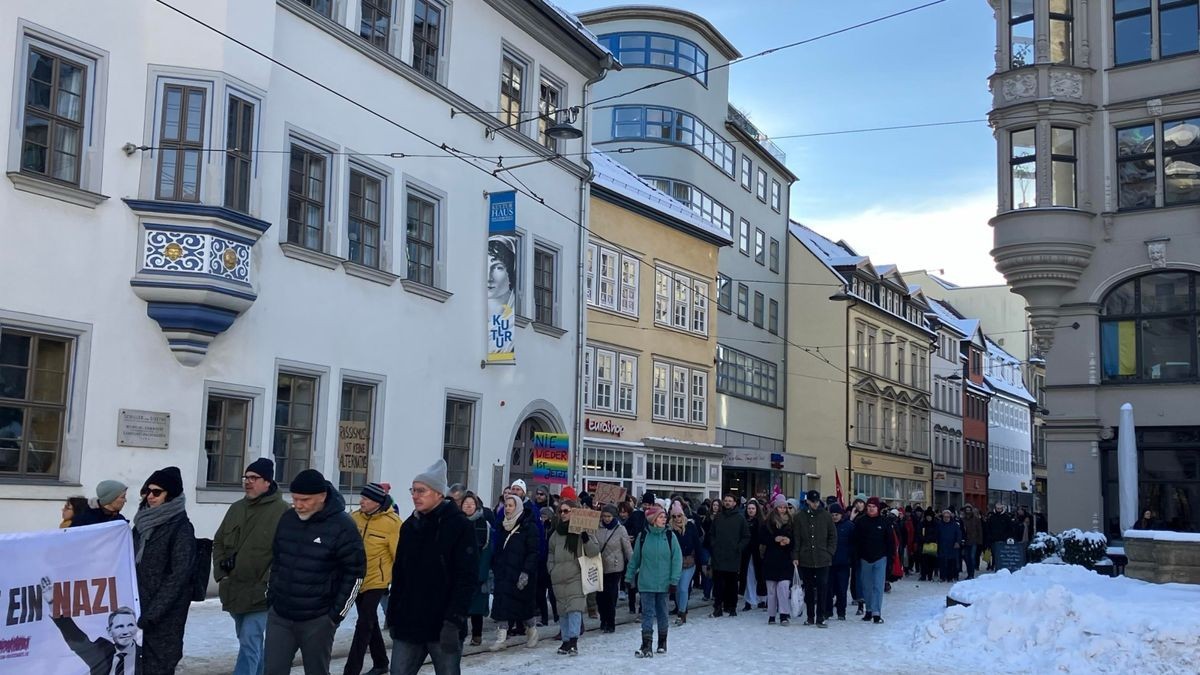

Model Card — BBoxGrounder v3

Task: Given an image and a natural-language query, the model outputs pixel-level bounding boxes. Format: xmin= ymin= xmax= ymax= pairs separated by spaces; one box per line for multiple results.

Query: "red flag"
xmin=835 ymin=470 xmax=845 ymax=509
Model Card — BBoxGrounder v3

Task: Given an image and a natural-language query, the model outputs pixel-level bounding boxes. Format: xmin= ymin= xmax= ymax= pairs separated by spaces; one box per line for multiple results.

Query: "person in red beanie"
xmin=560 ymin=486 xmax=578 ymax=501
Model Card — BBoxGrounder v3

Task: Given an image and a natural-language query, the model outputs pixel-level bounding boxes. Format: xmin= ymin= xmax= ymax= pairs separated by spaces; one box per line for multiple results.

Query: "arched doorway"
xmin=509 ymin=416 xmax=546 ymax=489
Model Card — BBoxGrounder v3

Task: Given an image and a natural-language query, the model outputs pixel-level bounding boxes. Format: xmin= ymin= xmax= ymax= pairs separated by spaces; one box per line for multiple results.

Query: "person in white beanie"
xmin=387 ymin=459 xmax=478 ymax=675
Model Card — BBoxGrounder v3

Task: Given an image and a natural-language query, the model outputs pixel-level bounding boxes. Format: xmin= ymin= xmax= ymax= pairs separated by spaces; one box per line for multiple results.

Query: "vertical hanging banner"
xmin=486 ymin=191 xmax=518 ymax=364
xmin=532 ymin=432 xmax=570 ymax=485
xmin=0 ymin=521 xmax=141 ymax=674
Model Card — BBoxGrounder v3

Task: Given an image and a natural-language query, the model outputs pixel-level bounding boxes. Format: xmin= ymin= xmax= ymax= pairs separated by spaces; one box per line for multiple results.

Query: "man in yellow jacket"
xmin=346 ymin=482 xmax=402 ymax=675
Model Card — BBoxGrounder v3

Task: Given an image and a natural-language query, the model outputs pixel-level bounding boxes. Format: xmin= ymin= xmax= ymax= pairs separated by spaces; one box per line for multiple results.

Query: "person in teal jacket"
xmin=625 ymin=505 xmax=681 ymax=659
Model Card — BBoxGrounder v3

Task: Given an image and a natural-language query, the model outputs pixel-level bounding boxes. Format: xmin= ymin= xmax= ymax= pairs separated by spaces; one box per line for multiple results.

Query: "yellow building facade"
xmin=579 ymin=154 xmax=732 ymax=500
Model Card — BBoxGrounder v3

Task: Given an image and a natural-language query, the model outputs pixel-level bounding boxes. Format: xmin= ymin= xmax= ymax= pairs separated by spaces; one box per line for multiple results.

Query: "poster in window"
xmin=487 ymin=191 xmax=517 ymax=364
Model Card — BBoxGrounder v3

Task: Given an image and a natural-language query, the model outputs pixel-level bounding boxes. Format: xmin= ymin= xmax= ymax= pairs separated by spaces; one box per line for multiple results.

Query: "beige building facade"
xmin=986 ymin=0 xmax=1200 ymax=534
xmin=578 ymin=153 xmax=732 ymax=500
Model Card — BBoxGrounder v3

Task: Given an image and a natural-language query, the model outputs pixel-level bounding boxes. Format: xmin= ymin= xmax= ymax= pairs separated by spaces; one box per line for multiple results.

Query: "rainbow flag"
xmin=532 ymin=432 xmax=570 ymax=485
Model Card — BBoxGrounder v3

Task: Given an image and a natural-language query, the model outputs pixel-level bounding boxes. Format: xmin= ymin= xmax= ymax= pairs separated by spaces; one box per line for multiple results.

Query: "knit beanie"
xmin=96 ymin=480 xmax=127 ymax=507
xmin=771 ymin=494 xmax=788 ymax=509
xmin=510 ymin=479 xmax=527 ymax=494
xmin=670 ymin=501 xmax=685 ymax=517
xmin=560 ymin=485 xmax=578 ymax=501
xmin=829 ymin=503 xmax=845 ymax=515
xmin=360 ymin=482 xmax=389 ymax=505
xmin=642 ymin=491 xmax=656 ymax=505
xmin=245 ymin=457 xmax=275 ymax=483
xmin=143 ymin=467 xmax=184 ymax=501
xmin=413 ymin=458 xmax=449 ymax=496
xmin=540 ymin=506 xmax=555 ymax=521
xmin=866 ymin=496 xmax=882 ymax=508
xmin=602 ymin=504 xmax=619 ymax=517
xmin=289 ymin=468 xmax=328 ymax=495
xmin=645 ymin=505 xmax=665 ymax=523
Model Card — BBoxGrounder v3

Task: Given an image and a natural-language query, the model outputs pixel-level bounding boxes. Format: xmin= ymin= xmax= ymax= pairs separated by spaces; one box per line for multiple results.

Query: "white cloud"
xmin=802 ymin=192 xmax=1005 ymax=287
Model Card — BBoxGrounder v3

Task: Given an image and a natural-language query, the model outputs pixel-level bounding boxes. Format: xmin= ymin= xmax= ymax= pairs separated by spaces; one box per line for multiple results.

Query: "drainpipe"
xmin=572 ymin=56 xmax=612 ymax=488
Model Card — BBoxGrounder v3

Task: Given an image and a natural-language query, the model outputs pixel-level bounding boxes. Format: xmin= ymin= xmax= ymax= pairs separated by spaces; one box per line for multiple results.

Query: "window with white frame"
xmin=740 ymin=155 xmax=752 ymax=190
xmin=287 ymin=142 xmax=328 ymax=251
xmin=754 ymin=229 xmax=765 ymax=265
xmin=538 ymin=77 xmax=564 ymax=151
xmin=739 ymin=219 xmax=750 ymax=255
xmin=770 ymin=179 xmax=781 ymax=212
xmin=412 ymin=0 xmax=445 ymax=81
xmin=499 ymin=53 xmax=525 ymax=128
xmin=15 ymin=33 xmax=104 ymax=191
xmin=654 ymin=361 xmax=707 ymax=424
xmin=360 ymin=0 xmax=391 ymax=50
xmin=655 ymin=268 xmax=709 ymax=336
xmin=756 ymin=167 xmax=768 ymax=202
xmin=443 ymin=397 xmax=473 ymax=489
xmin=338 ymin=380 xmax=375 ymax=492
xmin=405 ymin=188 xmax=439 ymax=286
xmin=769 ymin=238 xmax=780 ymax=273
xmin=586 ymin=243 xmax=638 ymax=316
xmin=156 ymin=84 xmax=206 ymax=202
xmin=347 ymin=168 xmax=383 ymax=269
xmin=692 ymin=280 xmax=709 ymax=334
xmin=586 ymin=346 xmax=636 ymax=415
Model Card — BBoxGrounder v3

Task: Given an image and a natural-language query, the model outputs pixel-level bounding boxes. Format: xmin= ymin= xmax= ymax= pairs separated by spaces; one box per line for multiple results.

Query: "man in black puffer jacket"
xmin=263 ymin=469 xmax=365 ymax=675
xmin=388 ymin=459 xmax=478 ymax=675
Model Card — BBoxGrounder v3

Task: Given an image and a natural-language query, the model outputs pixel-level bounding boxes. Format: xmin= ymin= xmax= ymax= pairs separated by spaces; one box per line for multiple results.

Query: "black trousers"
xmin=800 ymin=566 xmax=830 ymax=621
xmin=826 ymin=564 xmax=851 ymax=618
xmin=264 ymin=610 xmax=337 ymax=675
xmin=344 ymin=588 xmax=388 ymax=675
xmin=597 ymin=572 xmax=622 ymax=629
xmin=537 ymin=567 xmax=557 ymax=624
xmin=714 ymin=570 xmax=739 ymax=612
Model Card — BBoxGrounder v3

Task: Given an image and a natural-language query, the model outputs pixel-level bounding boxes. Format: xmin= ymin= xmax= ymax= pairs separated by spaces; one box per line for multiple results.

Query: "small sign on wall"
xmin=117 ymin=409 xmax=170 ymax=448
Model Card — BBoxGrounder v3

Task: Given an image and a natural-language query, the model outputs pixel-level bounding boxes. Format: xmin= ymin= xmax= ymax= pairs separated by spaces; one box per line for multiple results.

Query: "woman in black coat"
xmin=132 ymin=467 xmax=195 ymax=675
xmin=740 ymin=500 xmax=768 ymax=610
xmin=917 ymin=511 xmax=939 ymax=581
xmin=758 ymin=498 xmax=795 ymax=624
xmin=489 ymin=495 xmax=541 ymax=650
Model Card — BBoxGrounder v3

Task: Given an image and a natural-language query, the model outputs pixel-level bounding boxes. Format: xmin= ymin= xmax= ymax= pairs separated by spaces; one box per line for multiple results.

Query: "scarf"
xmin=502 ymin=498 xmax=524 ymax=532
xmin=133 ymin=495 xmax=187 ymax=563
xmin=555 ymin=520 xmax=581 ymax=557
xmin=769 ymin=509 xmax=791 ymax=530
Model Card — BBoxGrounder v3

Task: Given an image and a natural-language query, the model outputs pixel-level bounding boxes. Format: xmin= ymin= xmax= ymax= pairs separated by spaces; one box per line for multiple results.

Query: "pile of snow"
xmin=918 ymin=564 xmax=1200 ymax=673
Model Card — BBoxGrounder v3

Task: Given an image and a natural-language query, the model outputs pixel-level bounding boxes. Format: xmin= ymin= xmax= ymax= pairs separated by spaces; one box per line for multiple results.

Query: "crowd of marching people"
xmin=56 ymin=460 xmax=1044 ymax=675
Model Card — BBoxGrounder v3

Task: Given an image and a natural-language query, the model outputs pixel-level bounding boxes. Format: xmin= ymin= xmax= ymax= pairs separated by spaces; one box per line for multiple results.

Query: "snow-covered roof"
xmin=926 ymin=298 xmax=972 ymax=338
xmin=789 ymin=222 xmax=855 ymax=283
xmin=590 ymin=152 xmax=732 ymax=244
xmin=536 ymin=1 xmax=615 ymax=60
xmin=984 ymin=338 xmax=1036 ymax=403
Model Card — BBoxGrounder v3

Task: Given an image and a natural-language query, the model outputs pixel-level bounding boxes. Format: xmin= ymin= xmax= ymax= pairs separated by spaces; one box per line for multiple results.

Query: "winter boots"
xmin=557 ymin=638 xmax=577 ymax=655
xmin=673 ymin=612 xmax=687 ymax=626
xmin=525 ymin=624 xmax=539 ymax=648
xmin=635 ymin=631 xmax=654 ymax=658
xmin=489 ymin=627 xmax=508 ymax=651
xmin=656 ymin=631 xmax=668 ymax=654
xmin=779 ymin=614 xmax=790 ymax=626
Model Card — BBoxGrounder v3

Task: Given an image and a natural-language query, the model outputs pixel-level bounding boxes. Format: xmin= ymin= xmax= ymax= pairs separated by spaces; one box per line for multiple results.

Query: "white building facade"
xmin=927 ymin=301 xmax=967 ymax=509
xmin=0 ymin=0 xmax=613 ymax=535
xmin=984 ymin=339 xmax=1036 ymax=508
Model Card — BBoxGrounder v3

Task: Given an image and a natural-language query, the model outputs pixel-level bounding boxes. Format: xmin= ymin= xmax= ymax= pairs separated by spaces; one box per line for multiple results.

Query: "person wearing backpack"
xmin=625 ymin=505 xmax=681 ymax=658
xmin=213 ymin=458 xmax=290 ymax=675
xmin=132 ymin=466 xmax=195 ymax=675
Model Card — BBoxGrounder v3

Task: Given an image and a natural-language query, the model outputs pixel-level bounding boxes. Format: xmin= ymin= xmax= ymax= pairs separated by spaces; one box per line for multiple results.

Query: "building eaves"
xmin=590 ymin=151 xmax=733 ymax=246
xmin=532 ymin=0 xmax=619 ymax=64
xmin=575 ymin=5 xmax=742 ymax=60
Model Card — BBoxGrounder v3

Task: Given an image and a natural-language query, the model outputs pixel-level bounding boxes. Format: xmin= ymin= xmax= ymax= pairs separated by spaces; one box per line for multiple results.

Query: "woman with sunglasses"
xmin=668 ymin=503 xmax=700 ymax=624
xmin=133 ymin=466 xmax=196 ymax=674
xmin=546 ymin=499 xmax=600 ymax=656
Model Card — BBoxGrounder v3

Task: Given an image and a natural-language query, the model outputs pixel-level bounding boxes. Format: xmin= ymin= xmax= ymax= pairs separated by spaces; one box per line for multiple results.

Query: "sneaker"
xmin=742 ymin=602 xmax=752 ymax=612
xmin=804 ymin=618 xmax=815 ymax=626
xmin=557 ymin=641 xmax=571 ymax=655
xmin=711 ymin=608 xmax=724 ymax=618
xmin=469 ymin=636 xmax=482 ymax=647
xmin=768 ymin=617 xmax=776 ymax=625
xmin=873 ymin=615 xmax=885 ymax=624
xmin=816 ymin=620 xmax=828 ymax=628
xmin=780 ymin=616 xmax=790 ymax=626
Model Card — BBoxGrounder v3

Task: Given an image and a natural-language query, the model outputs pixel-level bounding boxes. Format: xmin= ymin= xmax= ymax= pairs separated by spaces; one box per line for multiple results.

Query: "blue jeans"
xmin=390 ymin=639 xmax=461 ymax=675
xmin=859 ymin=558 xmax=886 ymax=615
xmin=963 ymin=544 xmax=978 ymax=578
xmin=232 ymin=610 xmax=268 ymax=675
xmin=640 ymin=591 xmax=669 ymax=634
xmin=676 ymin=565 xmax=696 ymax=612
xmin=559 ymin=611 xmax=583 ymax=641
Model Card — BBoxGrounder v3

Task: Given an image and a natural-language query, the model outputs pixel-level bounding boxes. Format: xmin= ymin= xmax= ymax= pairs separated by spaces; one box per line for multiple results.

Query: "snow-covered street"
xmin=181 ymin=565 xmax=1200 ymax=674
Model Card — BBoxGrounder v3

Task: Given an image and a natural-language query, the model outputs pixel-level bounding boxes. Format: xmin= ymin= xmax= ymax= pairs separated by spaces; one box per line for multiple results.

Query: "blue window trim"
xmin=598 ymin=32 xmax=709 ymax=86
xmin=611 ymin=105 xmax=735 ymax=176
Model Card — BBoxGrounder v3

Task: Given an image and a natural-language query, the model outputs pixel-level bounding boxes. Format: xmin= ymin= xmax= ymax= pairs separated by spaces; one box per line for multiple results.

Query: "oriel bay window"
xmin=716 ymin=344 xmax=778 ymax=406
xmin=1010 ymin=126 xmax=1077 ymax=209
xmin=0 ymin=331 xmax=71 ymax=476
xmin=597 ymin=32 xmax=709 ymax=84
xmin=224 ymin=96 xmax=255 ymax=213
xmin=1009 ymin=0 xmax=1034 ymax=67
xmin=1051 ymin=127 xmax=1076 ymax=207
xmin=1049 ymin=0 xmax=1073 ymax=63
xmin=1101 ymin=271 xmax=1198 ymax=382
xmin=611 ymin=105 xmax=735 ymax=175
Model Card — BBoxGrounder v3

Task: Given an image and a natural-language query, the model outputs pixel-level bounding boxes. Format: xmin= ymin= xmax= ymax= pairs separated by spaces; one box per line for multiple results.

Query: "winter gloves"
xmin=517 ymin=572 xmax=529 ymax=590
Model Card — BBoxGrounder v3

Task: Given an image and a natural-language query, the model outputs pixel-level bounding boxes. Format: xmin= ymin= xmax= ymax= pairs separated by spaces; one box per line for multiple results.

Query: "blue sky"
xmin=560 ymin=0 xmax=1006 ymax=285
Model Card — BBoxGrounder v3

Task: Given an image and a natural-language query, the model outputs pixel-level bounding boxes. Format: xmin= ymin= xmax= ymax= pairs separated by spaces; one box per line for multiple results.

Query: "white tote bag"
xmin=789 ymin=568 xmax=804 ymax=618
xmin=579 ymin=553 xmax=604 ymax=595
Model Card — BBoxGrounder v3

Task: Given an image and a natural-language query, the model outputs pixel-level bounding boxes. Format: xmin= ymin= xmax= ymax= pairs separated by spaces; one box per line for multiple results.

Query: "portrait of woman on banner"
xmin=487 ymin=234 xmax=517 ymax=361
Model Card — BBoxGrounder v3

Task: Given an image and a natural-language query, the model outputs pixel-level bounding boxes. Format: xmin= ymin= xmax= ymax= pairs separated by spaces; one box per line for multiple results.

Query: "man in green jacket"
xmin=709 ymin=494 xmax=750 ymax=618
xmin=213 ymin=458 xmax=290 ymax=675
xmin=793 ymin=490 xmax=837 ymax=627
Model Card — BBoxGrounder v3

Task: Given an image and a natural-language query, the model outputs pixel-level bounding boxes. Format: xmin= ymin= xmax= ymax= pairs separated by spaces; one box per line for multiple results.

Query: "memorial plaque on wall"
xmin=117 ymin=409 xmax=171 ymax=448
